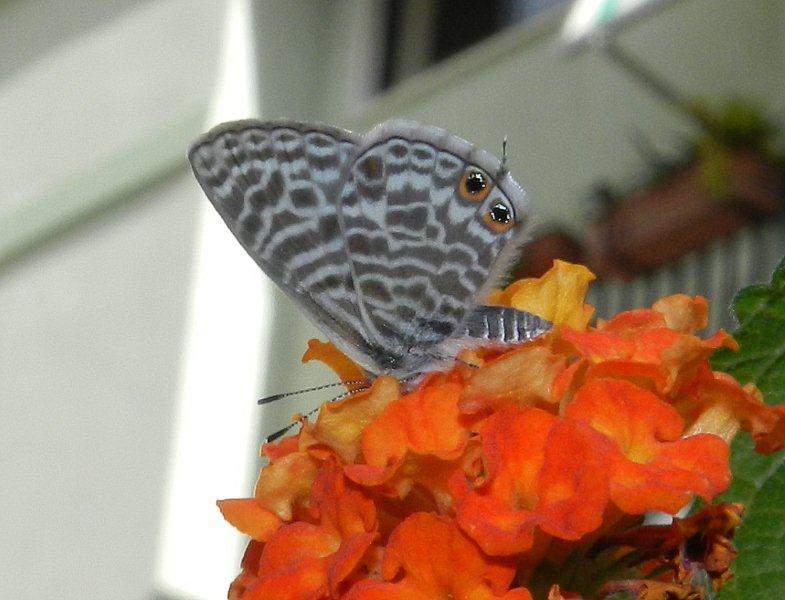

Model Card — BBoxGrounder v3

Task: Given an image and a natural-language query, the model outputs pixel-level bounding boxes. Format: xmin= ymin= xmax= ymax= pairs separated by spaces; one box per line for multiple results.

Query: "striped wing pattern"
xmin=188 ymin=120 xmax=375 ymax=365
xmin=189 ymin=118 xmax=549 ymax=380
xmin=339 ymin=120 xmax=534 ymax=373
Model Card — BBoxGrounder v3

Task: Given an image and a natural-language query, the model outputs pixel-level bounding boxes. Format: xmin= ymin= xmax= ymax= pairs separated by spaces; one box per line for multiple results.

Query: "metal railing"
xmin=587 ymin=214 xmax=785 ymax=332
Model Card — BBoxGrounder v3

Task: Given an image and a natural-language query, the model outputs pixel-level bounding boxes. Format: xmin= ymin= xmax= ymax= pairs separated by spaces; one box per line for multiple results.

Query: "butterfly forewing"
xmin=188 ymin=120 xmax=377 ymax=367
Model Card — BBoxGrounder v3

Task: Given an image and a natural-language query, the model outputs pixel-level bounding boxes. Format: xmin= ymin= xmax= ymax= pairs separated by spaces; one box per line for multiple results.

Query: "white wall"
xmin=0 ymin=174 xmax=198 ymax=599
xmin=0 ymin=0 xmax=222 ymax=218
xmin=0 ymin=1 xmax=223 ymax=598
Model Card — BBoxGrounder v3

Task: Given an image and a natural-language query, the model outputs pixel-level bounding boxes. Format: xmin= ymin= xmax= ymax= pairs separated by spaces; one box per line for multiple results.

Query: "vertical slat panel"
xmin=588 ymin=218 xmax=785 ymax=330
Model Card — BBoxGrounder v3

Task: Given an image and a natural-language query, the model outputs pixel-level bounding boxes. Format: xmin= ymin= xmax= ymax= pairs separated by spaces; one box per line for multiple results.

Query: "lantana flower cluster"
xmin=218 ymin=261 xmax=785 ymax=599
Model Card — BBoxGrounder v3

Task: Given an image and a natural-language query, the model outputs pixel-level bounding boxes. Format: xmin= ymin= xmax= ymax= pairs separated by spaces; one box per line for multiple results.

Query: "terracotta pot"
xmin=587 ymin=151 xmax=783 ymax=279
xmin=512 ymin=231 xmax=585 ymax=279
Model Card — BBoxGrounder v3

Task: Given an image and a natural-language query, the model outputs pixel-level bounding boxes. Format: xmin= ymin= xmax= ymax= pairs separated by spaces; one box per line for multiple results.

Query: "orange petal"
xmin=253 ymin=450 xmax=320 ymax=521
xmin=651 ymin=294 xmax=709 ymax=333
xmin=244 ymin=523 xmax=334 ymax=600
xmin=551 ymin=359 xmax=587 ymax=408
xmin=240 ymin=458 xmax=378 ymax=599
xmin=493 ymin=260 xmax=595 ymax=330
xmin=567 ymin=379 xmax=685 ymax=452
xmin=313 ymin=458 xmax=379 ymax=595
xmin=754 ymin=405 xmax=785 ymax=454
xmin=600 ymin=309 xmax=667 ymax=336
xmin=451 ymin=407 xmax=608 ymax=555
xmin=345 ymin=383 xmax=476 ymax=510
xmin=460 ymin=345 xmax=567 ymax=412
xmin=689 ymin=371 xmax=785 ymax=453
xmin=218 ymin=499 xmax=283 ymax=542
xmin=703 ymin=330 xmax=739 ymax=351
xmin=562 ymin=328 xmax=635 ymax=362
xmin=619 ymin=434 xmax=730 ymax=511
xmin=262 ymin=435 xmax=300 ymax=461
xmin=347 ymin=443 xmax=483 ymax=516
xmin=308 ymin=457 xmax=377 ymax=539
xmin=344 ymin=513 xmax=533 ymax=600
xmin=302 ymin=338 xmax=366 ymax=389
xmin=564 ymin=315 xmax=738 ymax=395
xmin=360 ymin=382 xmax=471 ymax=468
xmin=450 ymin=408 xmax=554 ymax=555
xmin=534 ymin=419 xmax=611 ymax=541
xmin=304 ymin=376 xmax=400 ymax=463
xmin=584 ymin=360 xmax=670 ymax=395
xmin=229 ymin=540 xmax=263 ymax=600
xmin=566 ymin=379 xmax=731 ymax=514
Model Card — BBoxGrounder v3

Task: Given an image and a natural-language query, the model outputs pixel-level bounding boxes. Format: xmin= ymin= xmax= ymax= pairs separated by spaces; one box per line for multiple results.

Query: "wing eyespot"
xmin=458 ymin=170 xmax=493 ymax=202
xmin=482 ymin=201 xmax=515 ymax=233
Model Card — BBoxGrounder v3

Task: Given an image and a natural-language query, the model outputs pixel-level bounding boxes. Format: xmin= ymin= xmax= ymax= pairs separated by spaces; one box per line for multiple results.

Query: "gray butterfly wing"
xmin=339 ymin=120 xmax=533 ymax=375
xmin=188 ymin=119 xmax=376 ymax=369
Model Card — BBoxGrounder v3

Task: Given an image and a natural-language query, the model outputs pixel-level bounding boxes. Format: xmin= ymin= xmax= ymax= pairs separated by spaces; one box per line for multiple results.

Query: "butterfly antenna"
xmin=329 ymin=385 xmax=367 ymax=402
xmin=498 ymin=135 xmax=509 ymax=178
xmin=258 ymin=380 xmax=367 ymax=405
xmin=263 ymin=383 xmax=371 ymax=443
xmin=265 ymin=410 xmax=315 ymax=443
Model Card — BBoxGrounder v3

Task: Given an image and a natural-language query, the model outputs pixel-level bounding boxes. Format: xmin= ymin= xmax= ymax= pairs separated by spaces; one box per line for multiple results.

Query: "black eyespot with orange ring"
xmin=482 ymin=201 xmax=515 ymax=233
xmin=458 ymin=170 xmax=493 ymax=202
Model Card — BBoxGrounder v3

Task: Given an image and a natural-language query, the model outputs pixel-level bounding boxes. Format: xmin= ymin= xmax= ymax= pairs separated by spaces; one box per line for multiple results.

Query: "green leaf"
xmin=713 ymin=256 xmax=785 ymax=599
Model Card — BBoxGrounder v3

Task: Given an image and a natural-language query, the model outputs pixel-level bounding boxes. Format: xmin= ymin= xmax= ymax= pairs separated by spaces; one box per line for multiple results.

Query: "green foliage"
xmin=691 ymin=98 xmax=785 ymax=199
xmin=621 ymin=97 xmax=785 ymax=202
xmin=692 ymin=98 xmax=780 ymax=153
xmin=713 ymin=257 xmax=785 ymax=598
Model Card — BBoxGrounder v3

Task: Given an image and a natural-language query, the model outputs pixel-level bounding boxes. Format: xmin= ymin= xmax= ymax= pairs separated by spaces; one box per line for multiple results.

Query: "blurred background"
xmin=1 ymin=0 xmax=784 ymax=598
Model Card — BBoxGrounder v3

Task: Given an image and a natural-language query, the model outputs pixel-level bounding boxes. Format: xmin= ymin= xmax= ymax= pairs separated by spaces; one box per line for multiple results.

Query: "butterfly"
xmin=188 ymin=119 xmax=551 ymax=386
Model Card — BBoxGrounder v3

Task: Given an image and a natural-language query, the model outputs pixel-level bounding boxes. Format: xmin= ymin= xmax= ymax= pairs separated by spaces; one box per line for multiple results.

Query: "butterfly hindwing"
xmin=338 ymin=120 xmax=531 ymax=368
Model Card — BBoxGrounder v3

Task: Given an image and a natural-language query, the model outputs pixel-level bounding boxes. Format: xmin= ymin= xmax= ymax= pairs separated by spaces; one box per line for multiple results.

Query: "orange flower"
xmin=217 ymin=261 xmax=785 ymax=600
xmin=459 ymin=345 xmax=567 ymax=412
xmin=302 ymin=338 xmax=366 ymax=388
xmin=301 ymin=376 xmax=399 ymax=463
xmin=345 ymin=381 xmax=478 ymax=512
xmin=565 ymin=379 xmax=730 ymax=514
xmin=489 ymin=259 xmax=595 ymax=330
xmin=450 ymin=406 xmax=609 ymax=555
xmin=227 ymin=457 xmax=377 ymax=599
xmin=562 ymin=309 xmax=737 ymax=396
xmin=218 ymin=500 xmax=284 ymax=544
xmin=344 ymin=513 xmax=532 ymax=600
xmin=683 ymin=366 xmax=785 ymax=453
xmin=218 ymin=443 xmax=320 ymax=542
xmin=651 ymin=294 xmax=709 ymax=333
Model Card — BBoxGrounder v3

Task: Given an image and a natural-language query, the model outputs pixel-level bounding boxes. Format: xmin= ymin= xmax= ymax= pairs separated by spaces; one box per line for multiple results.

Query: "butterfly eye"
xmin=458 ymin=170 xmax=492 ymax=202
xmin=483 ymin=201 xmax=515 ymax=233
